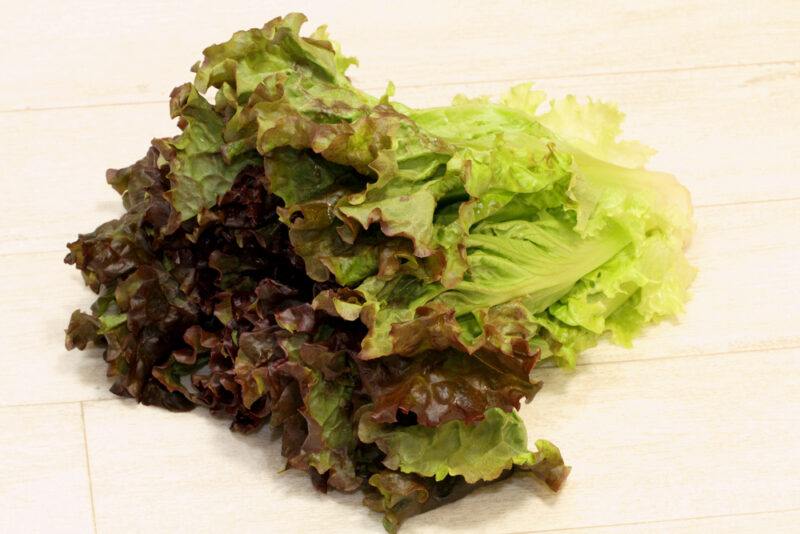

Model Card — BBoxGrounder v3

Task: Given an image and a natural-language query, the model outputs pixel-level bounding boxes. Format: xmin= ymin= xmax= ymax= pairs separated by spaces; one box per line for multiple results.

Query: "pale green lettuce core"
xmin=349 ymin=87 xmax=695 ymax=366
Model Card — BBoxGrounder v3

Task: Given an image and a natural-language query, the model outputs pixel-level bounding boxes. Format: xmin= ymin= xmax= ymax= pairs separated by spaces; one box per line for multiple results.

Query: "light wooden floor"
xmin=1 ymin=2 xmax=799 ymax=533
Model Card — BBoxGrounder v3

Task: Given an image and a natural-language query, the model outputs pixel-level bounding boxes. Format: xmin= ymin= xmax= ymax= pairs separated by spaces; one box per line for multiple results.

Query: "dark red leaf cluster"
xmin=66 ymin=148 xmax=549 ymax=500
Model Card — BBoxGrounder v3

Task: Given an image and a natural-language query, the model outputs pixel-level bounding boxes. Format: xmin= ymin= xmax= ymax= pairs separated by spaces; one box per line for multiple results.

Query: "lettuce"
xmin=359 ymin=406 xmax=569 ymax=485
xmin=64 ymin=13 xmax=693 ymax=532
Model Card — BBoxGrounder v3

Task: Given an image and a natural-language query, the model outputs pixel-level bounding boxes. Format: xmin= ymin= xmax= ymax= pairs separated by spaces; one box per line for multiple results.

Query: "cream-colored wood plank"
xmin=0 ymin=251 xmax=115 ymax=407
xmin=83 ymin=401 xmax=376 ymax=534
xmin=0 ymin=104 xmax=174 ymax=255
xmin=0 ymin=403 xmax=95 ymax=534
xmin=523 ymin=509 xmax=800 ymax=534
xmin=410 ymin=348 xmax=800 ymax=533
xmin=1 ymin=1 xmax=798 ymax=111
xmin=2 ymin=63 xmax=799 ymax=257
xmin=82 ymin=348 xmax=800 ymax=533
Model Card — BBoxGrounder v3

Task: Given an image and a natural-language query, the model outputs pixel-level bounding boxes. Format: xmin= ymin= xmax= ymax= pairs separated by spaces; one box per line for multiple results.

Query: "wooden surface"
xmin=1 ymin=2 xmax=799 ymax=532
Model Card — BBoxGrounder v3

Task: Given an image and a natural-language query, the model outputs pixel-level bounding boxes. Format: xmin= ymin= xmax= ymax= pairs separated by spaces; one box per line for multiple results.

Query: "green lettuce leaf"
xmin=363 ymin=471 xmax=485 ymax=534
xmin=152 ymin=83 xmax=261 ymax=221
xmin=316 ymin=85 xmax=695 ymax=366
xmin=358 ymin=406 xmax=569 ymax=485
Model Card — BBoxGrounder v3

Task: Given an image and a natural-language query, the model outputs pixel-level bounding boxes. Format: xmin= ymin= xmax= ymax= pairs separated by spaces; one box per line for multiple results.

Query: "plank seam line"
xmin=1 ymin=58 xmax=797 ymax=115
xmin=368 ymin=58 xmax=800 ymax=91
xmin=574 ymin=343 xmax=800 ymax=368
xmin=697 ymin=195 xmax=800 ymax=210
xmin=80 ymin=402 xmax=99 ymax=534
xmin=503 ymin=506 xmax=800 ymax=534
xmin=0 ymin=397 xmax=117 ymax=410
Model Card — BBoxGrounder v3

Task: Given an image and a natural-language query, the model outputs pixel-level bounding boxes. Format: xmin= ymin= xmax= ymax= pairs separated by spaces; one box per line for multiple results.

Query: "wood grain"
xmin=0 ymin=404 xmax=95 ymax=533
xmin=528 ymin=509 xmax=800 ymax=534
xmin=409 ymin=348 xmax=800 ymax=533
xmin=0 ymin=251 xmax=113 ymax=407
xmin=2 ymin=63 xmax=799 ymax=256
xmin=83 ymin=400 xmax=378 ymax=534
xmin=80 ymin=348 xmax=800 ymax=533
xmin=1 ymin=1 xmax=798 ymax=111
